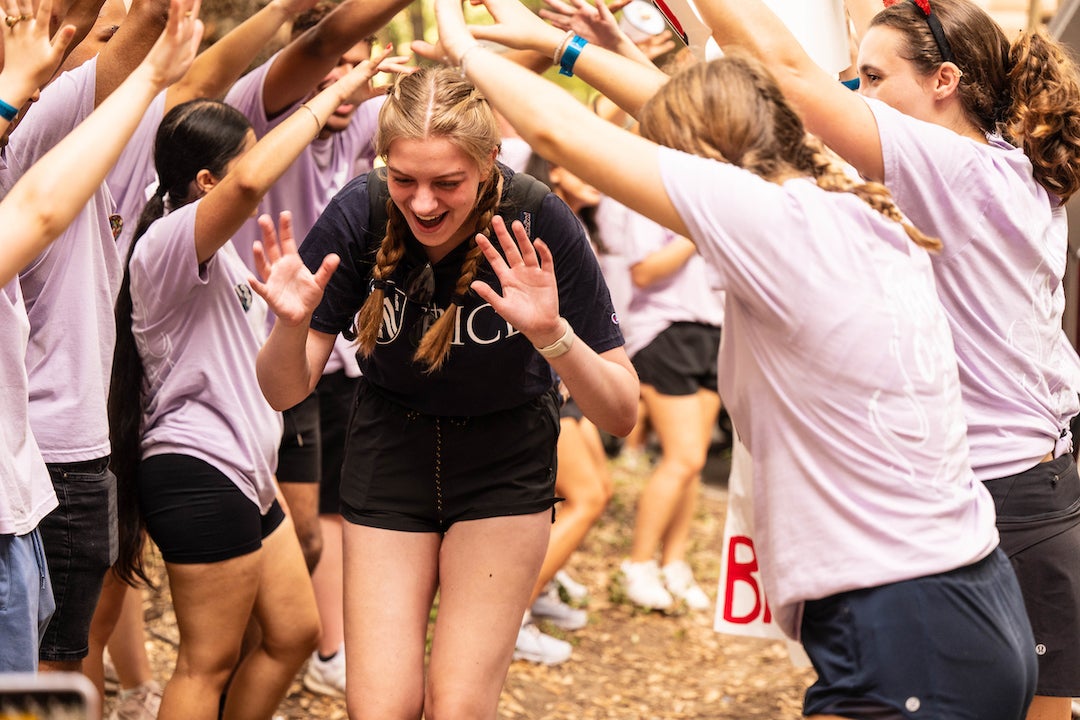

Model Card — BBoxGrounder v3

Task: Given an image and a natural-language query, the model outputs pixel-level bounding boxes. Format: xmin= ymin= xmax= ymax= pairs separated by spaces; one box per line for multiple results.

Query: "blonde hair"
xmin=354 ymin=67 xmax=503 ymax=372
xmin=637 ymin=52 xmax=941 ymax=252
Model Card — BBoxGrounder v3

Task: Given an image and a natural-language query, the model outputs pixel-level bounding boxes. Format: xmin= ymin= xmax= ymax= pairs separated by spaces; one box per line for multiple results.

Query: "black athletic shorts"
xmin=632 ymin=322 xmax=721 ymax=396
xmin=276 ymin=392 xmax=321 ymax=485
xmin=139 ymin=454 xmax=286 ymax=564
xmin=315 ymin=371 xmax=359 ymax=515
xmin=984 ymin=452 xmax=1080 ymax=696
xmin=339 ymin=379 xmax=561 ymax=533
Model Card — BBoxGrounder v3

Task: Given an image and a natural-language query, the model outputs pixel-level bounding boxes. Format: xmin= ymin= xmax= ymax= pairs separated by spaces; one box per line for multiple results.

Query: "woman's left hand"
xmin=470 ymin=215 xmax=563 ymax=344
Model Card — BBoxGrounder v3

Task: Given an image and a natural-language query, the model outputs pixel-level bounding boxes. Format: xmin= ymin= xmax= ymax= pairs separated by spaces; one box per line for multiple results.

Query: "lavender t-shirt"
xmin=600 ymin=199 xmax=724 ymax=358
xmin=869 ymin=98 xmax=1080 ymax=480
xmin=226 ymin=57 xmax=381 ymax=377
xmin=130 ymin=201 xmax=282 ymax=512
xmin=4 ymin=57 xmax=123 ymax=463
xmin=658 ymin=146 xmax=998 ymax=638
xmin=107 ymin=91 xmax=167 ymax=259
xmin=0 ymin=280 xmax=56 ymax=535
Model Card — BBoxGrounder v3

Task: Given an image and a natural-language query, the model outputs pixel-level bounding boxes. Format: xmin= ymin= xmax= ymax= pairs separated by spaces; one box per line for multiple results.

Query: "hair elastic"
xmin=0 ymin=98 xmax=18 ymax=122
xmin=559 ymin=35 xmax=588 ymax=77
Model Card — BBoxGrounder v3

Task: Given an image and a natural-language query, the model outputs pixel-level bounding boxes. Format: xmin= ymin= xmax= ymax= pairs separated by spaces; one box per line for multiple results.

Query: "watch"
xmin=534 ymin=318 xmax=576 ymax=359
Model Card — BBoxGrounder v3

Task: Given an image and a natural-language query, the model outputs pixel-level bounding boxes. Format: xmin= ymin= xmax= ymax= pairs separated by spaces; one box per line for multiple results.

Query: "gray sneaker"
xmin=531 ymin=583 xmax=588 ymax=630
xmin=513 ymin=612 xmax=572 ymax=665
xmin=108 ymin=680 xmax=162 ymax=720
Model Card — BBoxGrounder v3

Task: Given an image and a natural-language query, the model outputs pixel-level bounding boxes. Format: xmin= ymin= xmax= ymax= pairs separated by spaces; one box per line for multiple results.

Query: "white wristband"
xmin=534 ymin=318 xmax=575 ymax=359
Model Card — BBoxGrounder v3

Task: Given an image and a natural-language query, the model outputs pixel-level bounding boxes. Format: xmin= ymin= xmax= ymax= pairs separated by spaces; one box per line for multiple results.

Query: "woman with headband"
xmin=425 ymin=0 xmax=1040 ymax=716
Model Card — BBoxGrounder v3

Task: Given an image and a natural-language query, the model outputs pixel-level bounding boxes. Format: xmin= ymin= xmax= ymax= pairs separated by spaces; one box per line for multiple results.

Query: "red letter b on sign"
xmin=722 ymin=535 xmax=771 ymax=624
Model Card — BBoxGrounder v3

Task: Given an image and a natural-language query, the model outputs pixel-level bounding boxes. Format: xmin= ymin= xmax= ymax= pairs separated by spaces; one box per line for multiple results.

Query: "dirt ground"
xmin=115 ymin=455 xmax=816 ymax=719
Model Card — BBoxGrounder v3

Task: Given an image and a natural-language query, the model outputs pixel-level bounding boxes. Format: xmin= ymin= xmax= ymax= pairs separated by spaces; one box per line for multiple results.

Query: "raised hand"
xmin=339 ymin=52 xmax=414 ymax=106
xmin=250 ymin=211 xmax=340 ymax=326
xmin=470 ymin=216 xmax=561 ymax=341
xmin=326 ymin=43 xmax=399 ymax=107
xmin=0 ymin=0 xmax=74 ymax=101
xmin=538 ymin=0 xmax=629 ymax=50
xmin=141 ymin=0 xmax=205 ymax=92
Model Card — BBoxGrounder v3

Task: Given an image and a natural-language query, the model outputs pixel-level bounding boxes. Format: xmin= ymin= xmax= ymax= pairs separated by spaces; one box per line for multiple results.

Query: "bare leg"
xmin=342 ymin=523 xmax=440 ymax=720
xmin=426 ymin=512 xmax=551 ymax=720
xmin=84 ymin=570 xmax=127 ymax=700
xmin=311 ymin=514 xmax=344 ymax=657
xmin=278 ymin=481 xmax=323 ymax=574
xmin=1025 ymin=696 xmax=1071 ymax=720
xmin=106 ymin=582 xmax=155 ymax=691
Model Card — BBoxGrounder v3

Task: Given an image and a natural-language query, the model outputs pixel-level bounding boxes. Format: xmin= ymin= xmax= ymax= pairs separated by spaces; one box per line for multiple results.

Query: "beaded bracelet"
xmin=552 ymin=30 xmax=575 ymax=66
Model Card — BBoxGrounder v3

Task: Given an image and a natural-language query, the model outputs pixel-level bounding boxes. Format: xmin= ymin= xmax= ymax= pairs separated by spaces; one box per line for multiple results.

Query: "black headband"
xmin=885 ymin=0 xmax=956 ymax=65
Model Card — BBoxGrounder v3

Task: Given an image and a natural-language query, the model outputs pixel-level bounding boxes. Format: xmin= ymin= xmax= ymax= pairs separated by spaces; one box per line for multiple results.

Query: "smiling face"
xmin=386 ymin=136 xmax=493 ymax=262
xmin=857 ymin=25 xmax=939 ymax=123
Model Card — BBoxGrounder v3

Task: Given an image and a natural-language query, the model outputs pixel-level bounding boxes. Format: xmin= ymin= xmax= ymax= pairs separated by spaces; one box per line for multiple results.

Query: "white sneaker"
xmin=303 ymin=645 xmax=346 ymax=698
xmin=513 ymin=612 xmax=572 ymax=665
xmin=531 ymin=583 xmax=588 ymax=630
xmin=554 ymin=569 xmax=589 ymax=603
xmin=619 ymin=559 xmax=674 ymax=610
xmin=661 ymin=560 xmax=710 ymax=611
xmin=1071 ymin=699 xmax=1080 ymax=718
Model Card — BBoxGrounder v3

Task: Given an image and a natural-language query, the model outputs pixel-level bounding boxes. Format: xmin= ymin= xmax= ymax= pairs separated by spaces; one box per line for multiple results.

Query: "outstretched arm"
xmin=461 ymin=0 xmax=669 ymax=117
xmin=193 ymin=46 xmax=392 ymax=264
xmin=163 ymin=0 xmax=317 ymax=112
xmin=94 ymin=0 xmax=170 ymax=104
xmin=435 ymin=0 xmax=686 ymax=237
xmin=693 ymin=0 xmax=883 ymax=179
xmin=0 ymin=0 xmax=201 ymax=286
xmin=472 ymin=217 xmax=639 ymax=436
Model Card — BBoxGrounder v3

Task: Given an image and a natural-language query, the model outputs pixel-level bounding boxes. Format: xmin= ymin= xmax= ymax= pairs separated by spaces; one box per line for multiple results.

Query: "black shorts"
xmin=339 ymin=380 xmax=561 ymax=533
xmin=801 ymin=549 xmax=1036 ymax=719
xmin=315 ymin=371 xmax=359 ymax=515
xmin=139 ymin=454 xmax=286 ymax=564
xmin=276 ymin=392 xmax=321 ymax=485
xmin=632 ymin=322 xmax=721 ymax=396
xmin=984 ymin=452 xmax=1080 ymax=696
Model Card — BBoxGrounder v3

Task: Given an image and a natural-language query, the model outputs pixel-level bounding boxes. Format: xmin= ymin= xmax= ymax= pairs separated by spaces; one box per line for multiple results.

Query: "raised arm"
xmin=260 ymin=0 xmax=411 ymax=115
xmin=163 ymin=0 xmax=317 ymax=112
xmin=538 ymin=0 xmax=658 ymax=68
xmin=0 ymin=0 xmax=74 ymax=136
xmin=192 ymin=46 xmax=390 ymax=264
xmin=435 ymin=0 xmax=686 ymax=237
xmin=94 ymin=0 xmax=169 ymax=104
xmin=693 ymin=0 xmax=884 ymax=179
xmin=462 ymin=0 xmax=669 ymax=117
xmin=0 ymin=0 xmax=200 ymax=286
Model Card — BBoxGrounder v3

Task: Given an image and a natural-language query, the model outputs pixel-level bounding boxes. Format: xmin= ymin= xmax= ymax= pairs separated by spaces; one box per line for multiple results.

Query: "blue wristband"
xmin=559 ymin=35 xmax=588 ymax=77
xmin=0 ymin=98 xmax=17 ymax=122
xmin=840 ymin=77 xmax=860 ymax=91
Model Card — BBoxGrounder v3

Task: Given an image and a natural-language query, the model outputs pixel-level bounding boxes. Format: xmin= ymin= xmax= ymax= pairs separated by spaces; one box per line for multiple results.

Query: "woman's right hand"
xmin=250 ymin=211 xmax=340 ymax=327
xmin=0 ymin=0 xmax=74 ymax=102
xmin=538 ymin=0 xmax=629 ymax=51
xmin=141 ymin=0 xmax=205 ymax=92
xmin=467 ymin=0 xmax=567 ymax=57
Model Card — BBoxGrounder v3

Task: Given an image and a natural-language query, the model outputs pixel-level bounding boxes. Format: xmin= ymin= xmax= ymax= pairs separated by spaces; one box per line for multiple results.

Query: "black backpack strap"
xmin=366 ymin=167 xmax=390 ymax=241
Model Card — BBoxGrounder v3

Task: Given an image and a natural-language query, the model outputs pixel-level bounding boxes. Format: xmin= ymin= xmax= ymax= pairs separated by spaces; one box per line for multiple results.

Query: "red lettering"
xmin=722 ymin=535 xmax=771 ymax=624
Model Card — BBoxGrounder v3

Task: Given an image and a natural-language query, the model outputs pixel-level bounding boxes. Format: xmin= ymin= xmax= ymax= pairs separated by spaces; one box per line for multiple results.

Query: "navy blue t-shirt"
xmin=301 ymin=165 xmax=624 ymax=416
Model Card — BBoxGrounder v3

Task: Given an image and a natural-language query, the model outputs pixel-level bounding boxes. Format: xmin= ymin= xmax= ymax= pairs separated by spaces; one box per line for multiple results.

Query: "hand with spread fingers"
xmin=469 ymin=216 xmax=563 ymax=344
xmin=138 ymin=0 xmax=205 ymax=93
xmin=250 ymin=211 xmax=340 ymax=327
xmin=538 ymin=0 xmax=629 ymax=51
xmin=0 ymin=0 xmax=75 ymax=107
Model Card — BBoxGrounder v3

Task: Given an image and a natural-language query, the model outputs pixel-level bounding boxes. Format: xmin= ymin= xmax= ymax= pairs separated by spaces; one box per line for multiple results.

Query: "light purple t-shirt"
xmin=869 ymin=98 xmax=1080 ymax=480
xmin=0 ymin=280 xmax=57 ymax=535
xmin=108 ymin=91 xmax=167 ymax=259
xmin=225 ymin=57 xmax=380 ymax=377
xmin=4 ymin=57 xmax=122 ymax=463
xmin=130 ymin=201 xmax=282 ymax=512
xmin=599 ymin=197 xmax=724 ymax=357
xmin=658 ymin=146 xmax=998 ymax=638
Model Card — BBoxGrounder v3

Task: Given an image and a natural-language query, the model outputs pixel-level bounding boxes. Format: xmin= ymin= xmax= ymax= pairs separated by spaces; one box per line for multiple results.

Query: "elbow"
xmin=608 ymin=378 xmax=641 ymax=438
xmin=630 ymin=267 xmax=652 ymax=288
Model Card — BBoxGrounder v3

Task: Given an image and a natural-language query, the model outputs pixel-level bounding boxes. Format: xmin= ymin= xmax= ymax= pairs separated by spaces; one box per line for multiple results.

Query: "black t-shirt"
xmin=301 ymin=165 xmax=624 ymax=416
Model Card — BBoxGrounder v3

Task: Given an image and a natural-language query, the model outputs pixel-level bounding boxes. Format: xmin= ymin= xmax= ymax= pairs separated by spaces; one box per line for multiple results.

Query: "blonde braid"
xmin=354 ymin=198 xmax=408 ymax=356
xmin=805 ymin=144 xmax=942 ymax=253
xmin=413 ymin=170 xmax=504 ymax=372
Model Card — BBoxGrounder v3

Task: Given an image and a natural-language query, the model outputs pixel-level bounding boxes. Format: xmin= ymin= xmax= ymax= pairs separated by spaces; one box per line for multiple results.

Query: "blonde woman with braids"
xmin=254 ymin=65 xmax=637 ymax=719
xmin=429 ymin=0 xmax=1039 ymax=716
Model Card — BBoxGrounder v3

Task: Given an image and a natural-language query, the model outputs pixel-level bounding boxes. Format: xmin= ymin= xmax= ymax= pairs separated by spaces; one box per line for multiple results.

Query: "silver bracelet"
xmin=459 ymin=44 xmax=485 ymax=78
xmin=552 ymin=30 xmax=575 ymax=66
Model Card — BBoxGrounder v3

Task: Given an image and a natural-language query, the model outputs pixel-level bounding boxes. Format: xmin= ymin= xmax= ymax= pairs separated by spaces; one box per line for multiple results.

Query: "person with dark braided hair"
xmin=254 ymin=65 xmax=638 ymax=719
xmin=428 ymin=0 xmax=1040 ymax=716
xmin=686 ymin=1 xmax=1080 ymax=718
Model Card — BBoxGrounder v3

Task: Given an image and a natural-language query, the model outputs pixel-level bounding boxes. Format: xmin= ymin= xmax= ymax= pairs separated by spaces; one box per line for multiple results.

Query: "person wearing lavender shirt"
xmin=107 ymin=55 xmax=385 ymax=719
xmin=696 ymin=0 xmax=1080 ymax=716
xmin=0 ymin=0 xmax=201 ymax=673
xmin=603 ymin=202 xmax=724 ymax=613
xmin=2 ymin=0 xmax=170 ymax=673
xmin=431 ymin=0 xmax=1038 ymax=714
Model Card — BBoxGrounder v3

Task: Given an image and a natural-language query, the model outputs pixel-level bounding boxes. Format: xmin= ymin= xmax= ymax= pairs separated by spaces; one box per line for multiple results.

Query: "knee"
xmin=424 ymin=688 xmax=490 ymax=720
xmin=657 ymin=453 xmax=707 ymax=484
xmin=267 ymin=607 xmax=321 ymax=662
xmin=296 ymin=528 xmax=323 ymax=574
